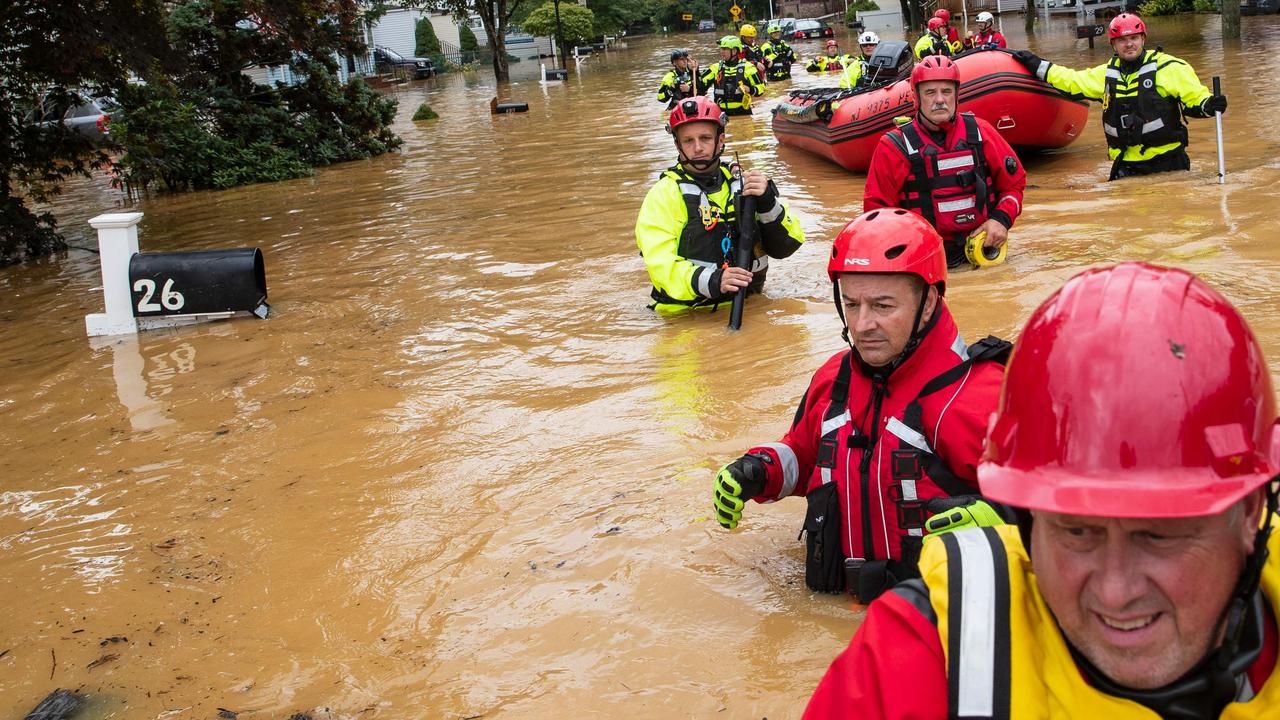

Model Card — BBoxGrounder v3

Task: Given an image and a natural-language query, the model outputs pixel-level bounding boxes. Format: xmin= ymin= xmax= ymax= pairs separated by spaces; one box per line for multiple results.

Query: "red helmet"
xmin=927 ymin=16 xmax=946 ymax=31
xmin=827 ymin=208 xmax=947 ymax=294
xmin=910 ymin=54 xmax=959 ymax=90
xmin=980 ymin=263 xmax=1278 ymax=518
xmin=1108 ymin=12 xmax=1146 ymax=38
xmin=933 ymin=8 xmax=952 ymax=21
xmin=666 ymin=96 xmax=726 ymax=134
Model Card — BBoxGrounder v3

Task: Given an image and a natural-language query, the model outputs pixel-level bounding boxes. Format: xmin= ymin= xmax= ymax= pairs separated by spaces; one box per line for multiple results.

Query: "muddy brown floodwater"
xmin=2 ymin=13 xmax=1280 ymax=719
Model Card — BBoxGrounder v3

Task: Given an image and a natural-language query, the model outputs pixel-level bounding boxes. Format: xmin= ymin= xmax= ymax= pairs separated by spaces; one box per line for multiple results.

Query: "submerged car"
xmin=792 ymin=19 xmax=835 ymax=39
xmin=28 ymin=91 xmax=118 ymax=142
xmin=373 ymin=46 xmax=435 ymax=79
xmin=697 ymin=19 xmax=717 ymax=32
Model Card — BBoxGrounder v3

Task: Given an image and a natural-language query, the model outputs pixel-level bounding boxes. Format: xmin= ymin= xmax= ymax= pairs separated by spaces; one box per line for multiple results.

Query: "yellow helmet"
xmin=739 ymin=24 xmax=757 ymax=38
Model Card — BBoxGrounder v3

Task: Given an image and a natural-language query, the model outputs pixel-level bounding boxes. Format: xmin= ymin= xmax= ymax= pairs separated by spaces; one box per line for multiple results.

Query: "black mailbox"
xmin=1076 ymin=24 xmax=1106 ymax=38
xmin=128 ymin=248 xmax=268 ymax=318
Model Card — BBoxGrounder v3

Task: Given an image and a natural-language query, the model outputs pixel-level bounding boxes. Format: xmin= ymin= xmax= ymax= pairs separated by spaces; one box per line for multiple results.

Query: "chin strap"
xmin=677 ymin=137 xmax=725 ymax=174
xmin=831 ymin=282 xmax=932 ymax=372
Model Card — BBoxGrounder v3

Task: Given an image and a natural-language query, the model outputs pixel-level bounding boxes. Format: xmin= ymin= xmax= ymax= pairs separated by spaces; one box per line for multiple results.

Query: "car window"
xmin=381 ymin=47 xmax=404 ymax=61
xmin=795 ymin=20 xmax=819 ymax=30
xmin=68 ymin=103 xmax=102 ymax=119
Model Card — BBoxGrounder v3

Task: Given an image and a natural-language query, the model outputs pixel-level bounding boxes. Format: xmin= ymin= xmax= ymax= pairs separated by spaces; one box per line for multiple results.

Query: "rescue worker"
xmin=712 ymin=209 xmax=1009 ymax=602
xmin=806 ymin=39 xmax=853 ymax=73
xmin=635 ymin=97 xmax=804 ymax=312
xmin=1012 ymin=12 xmax=1228 ymax=180
xmin=699 ymin=36 xmax=765 ymax=116
xmin=914 ymin=17 xmax=953 ymax=59
xmin=805 ymin=262 xmax=1280 ymax=719
xmin=964 ymin=11 xmax=1006 ymax=48
xmin=838 ymin=31 xmax=880 ymax=90
xmin=863 ymin=55 xmax=1026 ymax=268
xmin=934 ymin=8 xmax=963 ymax=51
xmin=760 ymin=23 xmax=797 ymax=80
xmin=738 ymin=23 xmax=767 ymax=77
xmin=657 ymin=49 xmax=699 ymax=109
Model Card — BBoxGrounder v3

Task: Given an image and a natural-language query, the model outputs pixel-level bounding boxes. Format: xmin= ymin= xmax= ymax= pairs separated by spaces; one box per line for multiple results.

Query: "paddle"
xmin=728 ymin=164 xmax=756 ymax=331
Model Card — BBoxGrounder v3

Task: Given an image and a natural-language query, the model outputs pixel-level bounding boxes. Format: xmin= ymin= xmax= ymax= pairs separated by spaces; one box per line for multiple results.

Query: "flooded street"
xmin=3 ymin=13 xmax=1280 ymax=718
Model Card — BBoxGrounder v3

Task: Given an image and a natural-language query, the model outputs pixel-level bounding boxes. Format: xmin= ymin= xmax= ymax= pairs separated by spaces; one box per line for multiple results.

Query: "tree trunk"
xmin=477 ymin=6 xmax=510 ymax=82
xmin=1024 ymin=1 xmax=1035 ymax=35
xmin=1222 ymin=0 xmax=1240 ymax=40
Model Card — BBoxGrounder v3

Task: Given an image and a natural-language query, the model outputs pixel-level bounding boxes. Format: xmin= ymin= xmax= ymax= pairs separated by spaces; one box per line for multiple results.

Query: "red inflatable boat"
xmin=772 ymin=47 xmax=1089 ymax=173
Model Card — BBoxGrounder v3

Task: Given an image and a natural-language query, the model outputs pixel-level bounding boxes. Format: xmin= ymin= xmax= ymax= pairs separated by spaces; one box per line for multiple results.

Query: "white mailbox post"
xmin=85 ymin=212 xmax=145 ymax=337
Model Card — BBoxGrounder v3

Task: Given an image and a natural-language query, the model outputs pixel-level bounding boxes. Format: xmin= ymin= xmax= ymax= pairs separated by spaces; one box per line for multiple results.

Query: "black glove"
xmin=755 ymin=179 xmax=779 ymax=215
xmin=1202 ymin=94 xmax=1227 ymax=115
xmin=1011 ymin=49 xmax=1043 ymax=75
xmin=713 ymin=454 xmax=769 ymax=529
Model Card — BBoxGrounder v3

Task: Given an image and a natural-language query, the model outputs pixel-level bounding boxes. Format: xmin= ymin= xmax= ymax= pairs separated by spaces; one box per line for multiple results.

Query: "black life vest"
xmin=1102 ymin=50 xmax=1188 ymax=152
xmin=888 ymin=113 xmax=994 ymax=240
xmin=808 ymin=335 xmax=1012 ymax=599
xmin=652 ymin=164 xmax=767 ymax=307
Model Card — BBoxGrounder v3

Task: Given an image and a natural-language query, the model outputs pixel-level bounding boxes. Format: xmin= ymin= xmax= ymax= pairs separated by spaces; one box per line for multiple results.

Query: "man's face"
xmin=720 ymin=46 xmax=736 ymax=61
xmin=769 ymin=31 xmax=782 ymax=41
xmin=826 ymin=45 xmax=839 ymax=57
xmin=674 ymin=121 xmax=723 ymax=168
xmin=978 ymin=20 xmax=992 ymax=32
xmin=674 ymin=57 xmax=689 ymax=71
xmin=860 ymin=43 xmax=877 ymax=58
xmin=743 ymin=35 xmax=755 ymax=46
xmin=838 ymin=273 xmax=934 ymax=367
xmin=1031 ymin=492 xmax=1262 ymax=689
xmin=1111 ymin=32 xmax=1146 ymax=62
xmin=916 ymin=81 xmax=957 ymax=127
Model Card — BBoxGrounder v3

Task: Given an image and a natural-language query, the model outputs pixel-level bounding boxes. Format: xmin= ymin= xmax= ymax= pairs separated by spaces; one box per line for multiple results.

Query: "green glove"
xmin=923 ymin=496 xmax=1006 ymax=539
xmin=713 ymin=454 xmax=768 ymax=529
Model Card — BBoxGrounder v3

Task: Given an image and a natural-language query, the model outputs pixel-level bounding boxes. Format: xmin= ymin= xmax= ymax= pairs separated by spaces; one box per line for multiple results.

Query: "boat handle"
xmin=996 ymin=116 xmax=1016 ymax=130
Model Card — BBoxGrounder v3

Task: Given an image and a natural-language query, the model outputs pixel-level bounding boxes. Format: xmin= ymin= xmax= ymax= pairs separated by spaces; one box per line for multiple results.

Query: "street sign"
xmin=729 ymin=3 xmax=743 ymax=18
xmin=682 ymin=12 xmax=693 ymax=20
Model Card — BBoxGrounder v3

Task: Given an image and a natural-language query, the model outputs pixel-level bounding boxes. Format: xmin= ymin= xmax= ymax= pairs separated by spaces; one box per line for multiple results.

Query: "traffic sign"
xmin=729 ymin=4 xmax=743 ymax=18
xmin=682 ymin=12 xmax=693 ymax=20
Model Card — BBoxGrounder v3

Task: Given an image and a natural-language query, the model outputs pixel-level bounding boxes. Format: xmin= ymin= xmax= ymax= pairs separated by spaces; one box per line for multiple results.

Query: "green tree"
xmin=112 ymin=0 xmax=401 ymax=194
xmin=1 ymin=0 xmax=167 ymax=266
xmin=416 ymin=17 xmax=450 ymax=71
xmin=523 ymin=3 xmax=595 ymax=45
xmin=441 ymin=0 xmax=531 ymax=82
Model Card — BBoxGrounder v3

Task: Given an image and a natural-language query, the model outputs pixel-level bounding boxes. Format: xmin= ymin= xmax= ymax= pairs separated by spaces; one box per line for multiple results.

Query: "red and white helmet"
xmin=976 ymin=10 xmax=994 ymax=23
xmin=827 ymin=209 xmax=947 ymax=294
xmin=910 ymin=54 xmax=959 ymax=91
xmin=825 ymin=39 xmax=839 ymax=48
xmin=981 ymin=263 xmax=1278 ymax=517
xmin=934 ymin=8 xmax=952 ymax=22
xmin=666 ymin=96 xmax=727 ymax=134
xmin=1108 ymin=12 xmax=1146 ymax=39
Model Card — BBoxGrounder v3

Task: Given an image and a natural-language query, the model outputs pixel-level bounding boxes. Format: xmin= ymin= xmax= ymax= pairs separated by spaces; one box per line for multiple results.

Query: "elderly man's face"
xmin=1031 ymin=491 xmax=1263 ymax=689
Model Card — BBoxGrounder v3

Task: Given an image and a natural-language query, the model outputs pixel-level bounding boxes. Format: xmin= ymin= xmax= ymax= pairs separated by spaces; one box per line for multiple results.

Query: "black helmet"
xmin=670 ymin=48 xmax=690 ymax=63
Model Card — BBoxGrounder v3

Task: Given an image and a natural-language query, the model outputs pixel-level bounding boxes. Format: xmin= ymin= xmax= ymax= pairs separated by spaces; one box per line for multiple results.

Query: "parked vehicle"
xmin=1242 ymin=0 xmax=1279 ymax=14
xmin=373 ymin=46 xmax=435 ymax=79
xmin=792 ymin=19 xmax=834 ymax=40
xmin=697 ymin=18 xmax=717 ymax=32
xmin=28 ymin=91 xmax=118 ymax=142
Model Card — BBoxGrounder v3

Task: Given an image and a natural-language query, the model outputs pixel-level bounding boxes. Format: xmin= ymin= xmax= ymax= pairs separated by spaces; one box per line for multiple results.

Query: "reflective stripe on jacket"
xmin=634 ymin=163 xmax=804 ymax=309
xmin=1041 ymin=49 xmax=1212 ymax=163
xmin=748 ymin=304 xmax=1003 ymax=566
xmin=922 ymin=525 xmax=1280 ymax=718
xmin=864 ymin=113 xmax=1027 ymax=243
xmin=698 ymin=61 xmax=764 ymax=114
